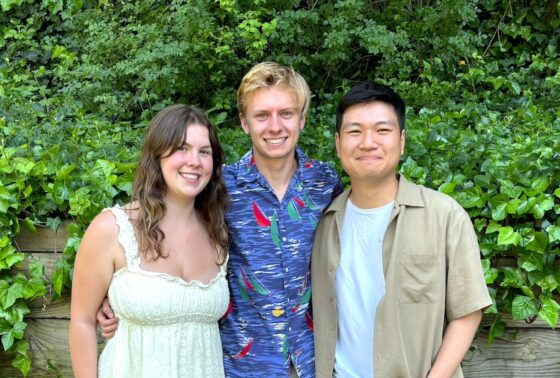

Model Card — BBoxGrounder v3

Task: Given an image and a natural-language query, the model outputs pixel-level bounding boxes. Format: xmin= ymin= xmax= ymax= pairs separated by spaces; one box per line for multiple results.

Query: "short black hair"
xmin=336 ymin=81 xmax=405 ymax=133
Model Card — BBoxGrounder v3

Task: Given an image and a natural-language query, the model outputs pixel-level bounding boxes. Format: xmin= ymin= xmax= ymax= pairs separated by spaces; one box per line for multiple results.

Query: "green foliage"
xmin=1 ymin=0 xmax=559 ymax=374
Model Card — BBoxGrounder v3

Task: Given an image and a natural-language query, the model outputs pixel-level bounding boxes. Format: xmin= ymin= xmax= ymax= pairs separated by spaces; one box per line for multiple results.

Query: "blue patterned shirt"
xmin=220 ymin=148 xmax=342 ymax=377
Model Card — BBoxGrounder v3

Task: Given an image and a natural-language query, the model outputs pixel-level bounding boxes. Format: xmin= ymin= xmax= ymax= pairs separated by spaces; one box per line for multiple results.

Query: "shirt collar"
xmin=234 ymin=147 xmax=315 ymax=187
xmin=325 ymin=174 xmax=425 ymax=216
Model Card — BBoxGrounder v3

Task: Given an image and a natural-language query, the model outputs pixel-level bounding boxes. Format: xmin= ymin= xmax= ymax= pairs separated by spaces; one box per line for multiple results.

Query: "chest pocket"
xmin=398 ymin=253 xmax=441 ymax=304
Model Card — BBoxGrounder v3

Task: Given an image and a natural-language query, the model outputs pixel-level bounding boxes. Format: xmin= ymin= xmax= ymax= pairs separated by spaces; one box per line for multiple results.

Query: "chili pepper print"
xmin=240 ymin=267 xmax=271 ymax=296
xmin=223 ymin=299 xmax=234 ymax=319
xmin=293 ymin=196 xmax=305 ymax=207
xmin=305 ymin=312 xmax=313 ymax=331
xmin=287 ymin=199 xmax=302 ymax=221
xmin=252 ymin=201 xmax=271 ymax=227
xmin=271 ymin=210 xmax=281 ymax=248
xmin=302 ymin=189 xmax=320 ymax=211
xmin=233 ymin=337 xmax=254 ymax=359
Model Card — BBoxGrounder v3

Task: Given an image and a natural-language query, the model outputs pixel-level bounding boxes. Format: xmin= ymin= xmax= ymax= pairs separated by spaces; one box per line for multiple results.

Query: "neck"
xmin=253 ymin=152 xmax=298 ymax=201
xmin=349 ymin=175 xmax=399 ymax=209
xmin=162 ymin=196 xmax=197 ymax=223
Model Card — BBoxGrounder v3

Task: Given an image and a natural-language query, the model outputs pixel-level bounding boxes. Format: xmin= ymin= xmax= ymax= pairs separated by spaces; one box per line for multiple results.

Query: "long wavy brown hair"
xmin=132 ymin=104 xmax=229 ymax=264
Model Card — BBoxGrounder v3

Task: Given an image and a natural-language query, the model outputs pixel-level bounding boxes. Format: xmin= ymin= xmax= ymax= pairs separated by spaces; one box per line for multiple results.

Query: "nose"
xmin=359 ymin=130 xmax=378 ymax=149
xmin=267 ymin=113 xmax=282 ymax=132
xmin=184 ymin=150 xmax=201 ymax=167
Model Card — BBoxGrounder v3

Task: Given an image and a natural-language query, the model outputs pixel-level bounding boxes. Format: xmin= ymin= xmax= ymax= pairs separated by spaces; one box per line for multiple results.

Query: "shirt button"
xmin=282 ymin=237 xmax=287 ymax=241
xmin=329 ymin=297 xmax=334 ymax=303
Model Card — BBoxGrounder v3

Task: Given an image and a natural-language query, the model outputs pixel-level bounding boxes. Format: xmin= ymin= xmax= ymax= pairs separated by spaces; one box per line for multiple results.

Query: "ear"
xmin=240 ymin=113 xmax=250 ymax=134
xmin=400 ymin=129 xmax=406 ymax=156
xmin=299 ymin=114 xmax=306 ymax=130
xmin=335 ymin=132 xmax=340 ymax=158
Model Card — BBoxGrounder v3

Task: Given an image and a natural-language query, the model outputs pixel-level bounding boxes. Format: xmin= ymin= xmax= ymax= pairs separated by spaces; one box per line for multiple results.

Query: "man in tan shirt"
xmin=311 ymin=81 xmax=491 ymax=377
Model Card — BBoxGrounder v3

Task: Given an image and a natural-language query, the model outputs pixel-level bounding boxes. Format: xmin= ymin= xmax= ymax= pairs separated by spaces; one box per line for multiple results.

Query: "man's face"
xmin=240 ymin=86 xmax=305 ymax=166
xmin=336 ymin=101 xmax=405 ymax=185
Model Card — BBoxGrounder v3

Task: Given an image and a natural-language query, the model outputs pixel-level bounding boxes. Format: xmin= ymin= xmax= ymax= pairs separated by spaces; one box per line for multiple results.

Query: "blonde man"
xmin=220 ymin=62 xmax=341 ymax=377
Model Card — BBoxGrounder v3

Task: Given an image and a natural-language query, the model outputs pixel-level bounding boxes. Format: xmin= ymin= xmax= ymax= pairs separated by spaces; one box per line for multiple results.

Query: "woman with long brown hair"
xmin=70 ymin=104 xmax=229 ymax=377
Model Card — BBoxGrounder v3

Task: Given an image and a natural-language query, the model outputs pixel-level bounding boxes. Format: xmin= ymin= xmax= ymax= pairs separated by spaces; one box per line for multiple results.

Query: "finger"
xmin=101 ymin=299 xmax=115 ymax=318
xmin=101 ymin=330 xmax=116 ymax=339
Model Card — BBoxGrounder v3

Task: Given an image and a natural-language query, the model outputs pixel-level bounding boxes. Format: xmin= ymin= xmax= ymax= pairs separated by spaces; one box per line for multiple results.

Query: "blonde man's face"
xmin=240 ymin=86 xmax=305 ymax=167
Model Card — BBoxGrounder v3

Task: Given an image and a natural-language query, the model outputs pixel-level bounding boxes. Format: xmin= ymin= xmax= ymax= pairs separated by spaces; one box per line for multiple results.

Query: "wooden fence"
xmin=0 ymin=224 xmax=559 ymax=377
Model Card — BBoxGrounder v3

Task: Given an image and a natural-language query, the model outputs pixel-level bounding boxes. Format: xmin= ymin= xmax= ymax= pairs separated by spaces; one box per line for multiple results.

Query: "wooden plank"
xmin=13 ymin=222 xmax=70 ymax=252
xmin=0 ymin=319 xmax=105 ymax=378
xmin=28 ymin=295 xmax=70 ymax=319
xmin=463 ymin=328 xmax=560 ymax=377
xmin=0 ymin=319 xmax=73 ymax=377
xmin=21 ymin=252 xmax=62 ymax=281
xmin=482 ymin=313 xmax=552 ymax=329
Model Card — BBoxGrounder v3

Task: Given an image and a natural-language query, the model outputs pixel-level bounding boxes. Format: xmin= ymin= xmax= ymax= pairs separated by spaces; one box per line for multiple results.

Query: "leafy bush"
xmin=1 ymin=0 xmax=559 ymax=374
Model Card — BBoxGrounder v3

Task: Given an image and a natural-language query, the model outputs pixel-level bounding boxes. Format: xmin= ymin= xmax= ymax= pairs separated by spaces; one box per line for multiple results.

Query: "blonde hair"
xmin=237 ymin=61 xmax=311 ymax=117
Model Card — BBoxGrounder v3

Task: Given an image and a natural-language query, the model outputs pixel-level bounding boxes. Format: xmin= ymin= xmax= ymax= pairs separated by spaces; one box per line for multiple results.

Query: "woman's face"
xmin=160 ymin=124 xmax=214 ymax=204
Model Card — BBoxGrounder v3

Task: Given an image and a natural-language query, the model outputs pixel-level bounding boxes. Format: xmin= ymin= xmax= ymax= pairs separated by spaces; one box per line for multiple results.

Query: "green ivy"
xmin=1 ymin=0 xmax=559 ymax=374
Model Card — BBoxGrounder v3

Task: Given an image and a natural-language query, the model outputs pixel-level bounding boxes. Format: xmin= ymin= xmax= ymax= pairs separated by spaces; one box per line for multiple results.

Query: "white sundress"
xmin=98 ymin=206 xmax=229 ymax=378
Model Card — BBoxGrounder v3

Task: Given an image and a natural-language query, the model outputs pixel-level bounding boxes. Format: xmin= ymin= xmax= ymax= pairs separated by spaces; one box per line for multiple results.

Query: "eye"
xmin=280 ymin=110 xmax=294 ymax=118
xmin=255 ymin=113 xmax=267 ymax=120
xmin=200 ymin=149 xmax=212 ymax=156
xmin=178 ymin=145 xmax=188 ymax=152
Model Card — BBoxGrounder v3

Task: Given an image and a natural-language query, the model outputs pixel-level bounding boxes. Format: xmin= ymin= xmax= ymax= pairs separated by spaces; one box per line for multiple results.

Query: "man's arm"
xmin=427 ymin=309 xmax=482 ymax=378
xmin=96 ymin=298 xmax=119 ymax=338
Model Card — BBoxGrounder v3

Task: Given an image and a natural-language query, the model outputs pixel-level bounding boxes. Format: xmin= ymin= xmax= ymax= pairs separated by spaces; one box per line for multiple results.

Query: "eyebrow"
xmin=178 ymin=142 xmax=212 ymax=149
xmin=343 ymin=119 xmax=397 ymax=127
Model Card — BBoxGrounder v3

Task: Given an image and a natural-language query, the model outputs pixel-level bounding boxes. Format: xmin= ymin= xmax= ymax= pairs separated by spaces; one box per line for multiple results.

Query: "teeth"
xmin=267 ymin=138 xmax=285 ymax=145
xmin=180 ymin=173 xmax=199 ymax=179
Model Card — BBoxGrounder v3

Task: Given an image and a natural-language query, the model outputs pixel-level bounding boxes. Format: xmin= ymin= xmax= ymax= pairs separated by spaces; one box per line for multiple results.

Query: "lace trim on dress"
xmin=103 ymin=205 xmax=141 ymax=269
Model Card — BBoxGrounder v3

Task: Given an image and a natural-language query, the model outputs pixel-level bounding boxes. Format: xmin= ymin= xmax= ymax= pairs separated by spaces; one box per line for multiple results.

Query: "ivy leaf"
xmin=500 ymin=267 xmax=525 ymax=287
xmin=2 ymin=301 xmax=30 ymax=323
xmin=497 ymin=226 xmax=521 ymax=246
xmin=487 ymin=316 xmax=505 ymax=344
xmin=11 ymin=157 xmax=36 ymax=175
xmin=5 ymin=282 xmax=24 ymax=309
xmin=491 ymin=203 xmax=507 ymax=221
xmin=524 ymin=177 xmax=549 ymax=197
xmin=1 ymin=321 xmax=26 ymax=351
xmin=519 ymin=253 xmax=543 ymax=272
xmin=531 ymin=196 xmax=554 ymax=219
xmin=93 ymin=159 xmax=116 ymax=178
xmin=537 ymin=274 xmax=559 ymax=292
xmin=482 ymin=258 xmax=498 ymax=284
xmin=525 ymin=231 xmax=548 ymax=253
xmin=6 ymin=252 xmax=25 ymax=269
xmin=538 ymin=297 xmax=559 ymax=329
xmin=548 ymin=225 xmax=560 ymax=243
xmin=11 ymin=351 xmax=31 ymax=376
xmin=486 ymin=221 xmax=501 ymax=234
xmin=52 ymin=259 xmax=71 ymax=297
xmin=511 ymin=295 xmax=538 ymax=320
xmin=28 ymin=260 xmax=44 ymax=279
xmin=69 ymin=187 xmax=91 ymax=216
xmin=23 ymin=277 xmax=47 ymax=299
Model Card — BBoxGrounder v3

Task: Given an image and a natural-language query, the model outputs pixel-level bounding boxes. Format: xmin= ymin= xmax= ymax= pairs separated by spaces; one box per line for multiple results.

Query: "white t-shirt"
xmin=334 ymin=198 xmax=393 ymax=378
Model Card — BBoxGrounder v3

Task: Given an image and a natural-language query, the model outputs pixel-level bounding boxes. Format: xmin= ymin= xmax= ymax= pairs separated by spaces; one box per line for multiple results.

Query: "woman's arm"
xmin=70 ymin=211 xmax=119 ymax=378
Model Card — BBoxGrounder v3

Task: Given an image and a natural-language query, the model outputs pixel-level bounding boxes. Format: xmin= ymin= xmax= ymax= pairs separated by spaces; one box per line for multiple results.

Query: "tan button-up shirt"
xmin=311 ymin=176 xmax=492 ymax=377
